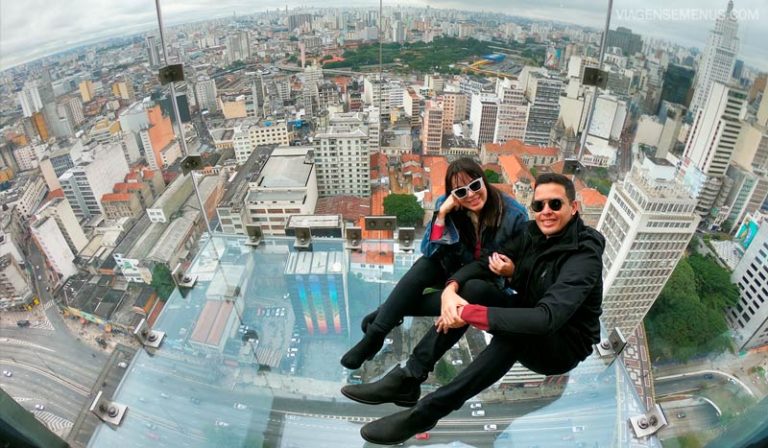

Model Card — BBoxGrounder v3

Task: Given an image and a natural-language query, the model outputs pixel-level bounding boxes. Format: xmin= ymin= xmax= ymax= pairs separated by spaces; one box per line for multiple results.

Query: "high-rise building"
xmin=35 ymin=196 xmax=88 ymax=255
xmin=194 ymin=77 xmax=218 ymax=113
xmin=727 ymin=215 xmax=768 ymax=350
xmin=440 ymin=90 xmax=468 ymax=132
xmin=245 ymin=146 xmax=318 ymax=236
xmin=30 ymin=217 xmax=78 ymax=282
xmin=227 ymin=31 xmax=251 ymax=63
xmin=660 ymin=64 xmax=695 ymax=108
xmin=111 ymin=80 xmax=135 ymax=101
xmin=232 ymin=118 xmax=290 ymax=164
xmin=494 ymin=79 xmax=529 ymax=144
xmin=313 ymin=112 xmax=371 ymax=197
xmin=140 ymin=105 xmax=175 ymax=170
xmin=721 ymin=163 xmax=768 ymax=232
xmin=598 ymin=158 xmax=700 ymax=336
xmin=59 ymin=143 xmax=130 ymax=219
xmin=146 ymin=35 xmax=162 ymax=67
xmin=689 ymin=1 xmax=740 ymax=113
xmin=524 ymin=74 xmax=562 ymax=146
xmin=606 ymin=27 xmax=643 ymax=56
xmin=681 ymin=82 xmax=747 ymax=220
xmin=79 ymin=80 xmax=95 ymax=103
xmin=422 ymin=100 xmax=444 ymax=155
xmin=288 ymin=14 xmax=312 ymax=32
xmin=0 ymin=253 xmax=32 ymax=310
xmin=469 ymin=93 xmax=499 ymax=147
xmin=17 ymin=81 xmax=44 ymax=117
xmin=391 ymin=21 xmax=405 ymax=43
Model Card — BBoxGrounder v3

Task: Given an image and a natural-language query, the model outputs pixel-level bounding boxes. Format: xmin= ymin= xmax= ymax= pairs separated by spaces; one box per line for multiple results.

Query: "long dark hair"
xmin=444 ymin=158 xmax=504 ymax=249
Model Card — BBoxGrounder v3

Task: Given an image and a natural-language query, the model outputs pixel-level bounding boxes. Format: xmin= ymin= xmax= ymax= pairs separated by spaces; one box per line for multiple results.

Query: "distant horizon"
xmin=1 ymin=1 xmax=766 ymax=73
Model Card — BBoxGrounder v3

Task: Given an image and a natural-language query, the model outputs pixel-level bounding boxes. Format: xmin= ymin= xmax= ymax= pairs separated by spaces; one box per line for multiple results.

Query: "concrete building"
xmin=30 ymin=217 xmax=78 ymax=283
xmin=194 ymin=77 xmax=218 ymax=113
xmin=0 ymin=253 xmax=32 ymax=310
xmin=246 ymin=146 xmax=317 ymax=236
xmin=440 ymin=91 xmax=467 ymax=133
xmin=681 ymin=82 xmax=747 ymax=222
xmin=17 ymin=81 xmax=43 ymax=117
xmin=524 ymin=74 xmax=563 ymax=146
xmin=720 ymin=162 xmax=768 ymax=233
xmin=35 ymin=196 xmax=88 ymax=255
xmin=13 ymin=145 xmax=38 ymax=171
xmin=59 ymin=143 xmax=130 ymax=220
xmin=140 ymin=105 xmax=175 ymax=171
xmin=469 ymin=93 xmax=499 ymax=147
xmin=728 ymin=217 xmax=768 ymax=350
xmin=494 ymin=79 xmax=528 ymax=144
xmin=422 ymin=100 xmax=444 ymax=155
xmin=101 ymin=193 xmax=143 ymax=220
xmin=12 ymin=175 xmax=47 ymax=218
xmin=79 ymin=80 xmax=95 ymax=103
xmin=313 ymin=112 xmax=371 ymax=197
xmin=146 ymin=174 xmax=193 ymax=223
xmin=598 ymin=158 xmax=700 ymax=336
xmin=690 ymin=1 xmax=740 ymax=113
xmin=233 ymin=118 xmax=290 ymax=164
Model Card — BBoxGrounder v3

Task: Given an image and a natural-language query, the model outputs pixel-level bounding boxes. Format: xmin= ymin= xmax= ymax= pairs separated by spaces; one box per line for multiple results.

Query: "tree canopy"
xmin=383 ymin=194 xmax=424 ymax=227
xmin=151 ymin=264 xmax=175 ymax=301
xmin=484 ymin=169 xmax=501 ymax=184
xmin=645 ymin=256 xmax=735 ymax=362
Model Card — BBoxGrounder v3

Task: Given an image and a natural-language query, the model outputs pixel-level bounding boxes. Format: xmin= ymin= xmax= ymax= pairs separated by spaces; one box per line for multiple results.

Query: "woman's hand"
xmin=488 ymin=252 xmax=514 ymax=277
xmin=437 ymin=194 xmax=460 ymax=220
xmin=438 ymin=284 xmax=468 ymax=333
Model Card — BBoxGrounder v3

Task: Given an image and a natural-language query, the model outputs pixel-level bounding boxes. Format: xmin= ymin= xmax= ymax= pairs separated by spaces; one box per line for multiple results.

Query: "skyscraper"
xmin=524 ymin=74 xmax=562 ymax=146
xmin=689 ymin=1 xmax=740 ymax=113
xmin=598 ymin=158 xmax=700 ymax=336
xmin=59 ymin=143 xmax=130 ymax=219
xmin=727 ymin=215 xmax=768 ymax=351
xmin=146 ymin=35 xmax=162 ymax=67
xmin=469 ymin=93 xmax=499 ymax=147
xmin=681 ymin=82 xmax=747 ymax=221
xmin=494 ymin=79 xmax=528 ymax=144
xmin=17 ymin=81 xmax=43 ymax=117
xmin=313 ymin=112 xmax=371 ymax=197
xmin=660 ymin=64 xmax=695 ymax=108
xmin=422 ymin=100 xmax=444 ymax=155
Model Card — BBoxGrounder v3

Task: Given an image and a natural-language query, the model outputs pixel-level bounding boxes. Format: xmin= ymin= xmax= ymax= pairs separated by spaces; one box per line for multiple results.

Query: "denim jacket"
xmin=420 ymin=193 xmax=528 ymax=275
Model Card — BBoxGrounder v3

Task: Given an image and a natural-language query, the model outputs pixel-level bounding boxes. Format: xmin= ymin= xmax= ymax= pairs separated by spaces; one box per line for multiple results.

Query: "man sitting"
xmin=344 ymin=173 xmax=606 ymax=445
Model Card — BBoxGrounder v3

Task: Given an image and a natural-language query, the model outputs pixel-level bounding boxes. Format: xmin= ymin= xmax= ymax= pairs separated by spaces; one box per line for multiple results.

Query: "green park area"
xmin=323 ymin=37 xmax=543 ymax=73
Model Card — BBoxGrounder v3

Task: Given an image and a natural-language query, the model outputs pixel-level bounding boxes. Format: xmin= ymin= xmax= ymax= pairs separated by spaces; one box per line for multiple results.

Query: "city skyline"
xmin=1 ymin=0 xmax=767 ymax=71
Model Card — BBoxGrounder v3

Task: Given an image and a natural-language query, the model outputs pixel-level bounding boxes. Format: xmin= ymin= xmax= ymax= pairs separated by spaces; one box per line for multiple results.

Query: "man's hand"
xmin=488 ymin=252 xmax=514 ymax=277
xmin=438 ymin=284 xmax=468 ymax=333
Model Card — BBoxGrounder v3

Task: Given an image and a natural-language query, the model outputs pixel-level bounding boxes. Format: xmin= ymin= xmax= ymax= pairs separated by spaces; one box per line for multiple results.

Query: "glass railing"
xmin=86 ymin=233 xmax=658 ymax=448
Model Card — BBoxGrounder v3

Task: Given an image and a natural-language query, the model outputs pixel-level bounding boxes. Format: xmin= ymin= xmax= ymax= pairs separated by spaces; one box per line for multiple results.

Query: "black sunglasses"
xmin=531 ymin=199 xmax=564 ymax=212
xmin=450 ymin=178 xmax=484 ymax=199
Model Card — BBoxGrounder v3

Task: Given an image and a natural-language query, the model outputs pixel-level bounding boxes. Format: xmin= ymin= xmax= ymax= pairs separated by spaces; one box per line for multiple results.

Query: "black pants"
xmin=371 ymin=256 xmax=448 ymax=330
xmin=377 ymin=276 xmax=583 ymax=419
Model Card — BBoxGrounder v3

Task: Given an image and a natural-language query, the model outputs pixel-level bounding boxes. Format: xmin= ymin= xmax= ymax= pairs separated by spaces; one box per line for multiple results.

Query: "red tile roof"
xmin=578 ymin=187 xmax=608 ymax=208
xmin=498 ymin=154 xmax=534 ymax=184
xmin=485 ymin=139 xmax=558 ymax=157
xmin=101 ymin=193 xmax=132 ymax=203
xmin=314 ymin=196 xmax=371 ymax=222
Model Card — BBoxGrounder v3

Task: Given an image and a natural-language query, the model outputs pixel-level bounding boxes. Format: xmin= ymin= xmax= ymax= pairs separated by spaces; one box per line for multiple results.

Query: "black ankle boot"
xmin=360 ymin=407 xmax=437 ymax=445
xmin=340 ymin=366 xmax=422 ymax=407
xmin=340 ymin=331 xmax=386 ymax=370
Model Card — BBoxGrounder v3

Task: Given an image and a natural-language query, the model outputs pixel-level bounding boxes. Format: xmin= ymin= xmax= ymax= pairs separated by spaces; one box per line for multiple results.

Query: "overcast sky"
xmin=1 ymin=0 xmax=766 ymax=71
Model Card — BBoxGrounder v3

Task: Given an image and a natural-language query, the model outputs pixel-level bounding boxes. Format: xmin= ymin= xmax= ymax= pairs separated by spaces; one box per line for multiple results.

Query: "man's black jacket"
xmin=449 ymin=214 xmax=605 ymax=360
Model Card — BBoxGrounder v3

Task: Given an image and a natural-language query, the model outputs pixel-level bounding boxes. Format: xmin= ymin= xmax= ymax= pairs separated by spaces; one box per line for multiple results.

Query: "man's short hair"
xmin=534 ymin=173 xmax=576 ymax=201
